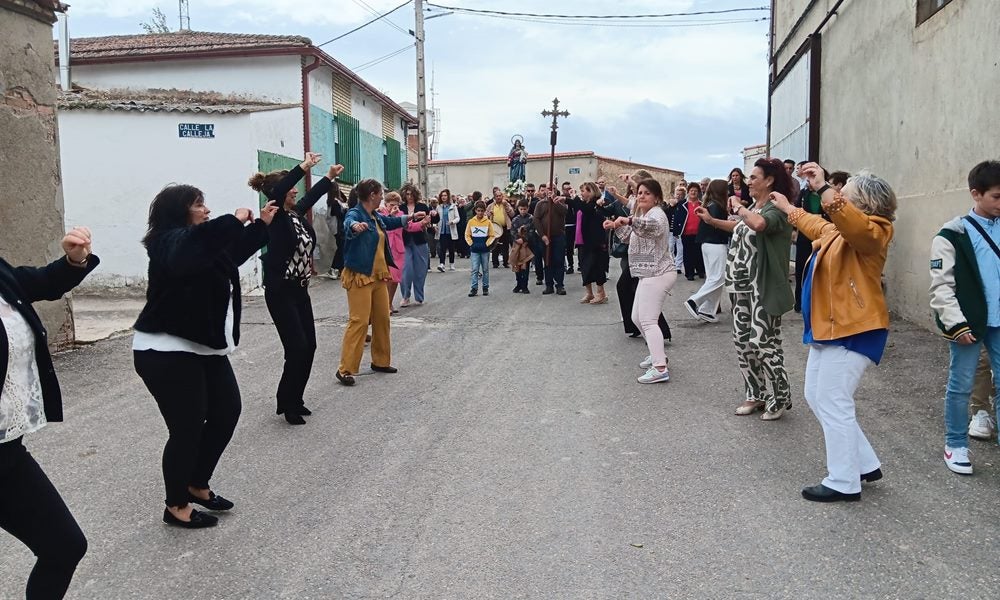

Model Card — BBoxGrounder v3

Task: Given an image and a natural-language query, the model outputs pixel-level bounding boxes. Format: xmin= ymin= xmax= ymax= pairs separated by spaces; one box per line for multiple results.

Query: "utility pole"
xmin=414 ymin=0 xmax=429 ymax=199
xmin=178 ymin=0 xmax=190 ymax=31
xmin=541 ymin=98 xmax=569 ymax=190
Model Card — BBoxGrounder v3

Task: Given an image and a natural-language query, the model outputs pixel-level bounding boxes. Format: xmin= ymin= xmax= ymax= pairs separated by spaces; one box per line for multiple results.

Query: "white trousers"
xmin=804 ymin=344 xmax=881 ymax=494
xmin=632 ymin=271 xmax=677 ymax=368
xmin=688 ymin=243 xmax=727 ymax=314
xmin=669 ymin=232 xmax=683 ymax=271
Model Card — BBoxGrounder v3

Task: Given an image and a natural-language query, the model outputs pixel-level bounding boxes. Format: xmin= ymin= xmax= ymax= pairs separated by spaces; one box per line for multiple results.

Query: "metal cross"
xmin=541 ymin=98 xmax=569 ymax=190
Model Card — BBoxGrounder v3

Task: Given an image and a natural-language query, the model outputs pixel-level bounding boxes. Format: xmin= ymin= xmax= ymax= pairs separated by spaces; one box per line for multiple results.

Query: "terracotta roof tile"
xmin=68 ymin=31 xmax=311 ymax=61
xmin=58 ymin=87 xmax=297 ymax=114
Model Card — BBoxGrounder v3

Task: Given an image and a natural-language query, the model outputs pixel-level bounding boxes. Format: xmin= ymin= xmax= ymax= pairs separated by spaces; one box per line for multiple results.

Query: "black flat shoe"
xmin=801 ymin=484 xmax=860 ymax=503
xmin=336 ymin=371 xmax=355 ymax=386
xmin=298 ymin=406 xmax=312 ymax=416
xmin=188 ymin=491 xmax=234 ymax=511
xmin=628 ymin=331 xmax=642 ymax=338
xmin=163 ymin=508 xmax=219 ymax=528
xmin=284 ymin=412 xmax=306 ymax=425
xmin=371 ymin=365 xmax=398 ymax=373
xmin=542 ymin=287 xmax=555 ymax=295
xmin=555 ymin=287 xmax=566 ymax=295
xmin=861 ymin=468 xmax=883 ymax=483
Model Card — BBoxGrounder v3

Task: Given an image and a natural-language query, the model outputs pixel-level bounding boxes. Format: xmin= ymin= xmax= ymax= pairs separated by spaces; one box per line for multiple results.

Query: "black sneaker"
xmin=535 ymin=279 xmax=543 ymax=286
xmin=542 ymin=287 xmax=555 ymax=295
xmin=512 ymin=287 xmax=520 ymax=293
xmin=566 ymin=267 xmax=574 ymax=274
xmin=555 ymin=287 xmax=567 ymax=295
xmin=483 ymin=287 xmax=489 ymax=296
xmin=522 ymin=288 xmax=530 ymax=294
xmin=468 ymin=289 xmax=478 ymax=297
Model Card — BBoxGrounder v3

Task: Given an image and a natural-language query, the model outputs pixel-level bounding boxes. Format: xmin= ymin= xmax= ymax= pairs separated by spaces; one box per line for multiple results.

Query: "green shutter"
xmin=255 ymin=150 xmax=304 ymax=256
xmin=335 ymin=111 xmax=361 ymax=184
xmin=385 ymin=137 xmax=402 ymax=190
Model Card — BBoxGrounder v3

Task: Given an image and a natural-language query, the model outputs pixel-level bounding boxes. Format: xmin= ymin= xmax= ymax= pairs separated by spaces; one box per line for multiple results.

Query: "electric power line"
xmin=351 ymin=43 xmax=415 ymax=72
xmin=316 ymin=0 xmax=412 ymax=47
xmin=350 ymin=0 xmax=411 ymax=36
xmin=424 ymin=4 xmax=769 ymax=20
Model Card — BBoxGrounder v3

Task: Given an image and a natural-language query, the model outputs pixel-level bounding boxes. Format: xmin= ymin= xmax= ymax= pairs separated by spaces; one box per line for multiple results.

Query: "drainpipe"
xmin=301 ymin=55 xmax=322 ymax=189
xmin=58 ymin=12 xmax=70 ymax=90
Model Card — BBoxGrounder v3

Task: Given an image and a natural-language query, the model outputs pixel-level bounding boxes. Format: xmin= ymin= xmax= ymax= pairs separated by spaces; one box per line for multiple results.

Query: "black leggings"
xmin=616 ymin=257 xmax=671 ymax=339
xmin=681 ymin=234 xmax=705 ymax=278
xmin=0 ymin=437 xmax=87 ymax=599
xmin=265 ymin=282 xmax=316 ymax=414
xmin=438 ymin=234 xmax=456 ymax=265
xmin=134 ymin=351 xmax=242 ymax=507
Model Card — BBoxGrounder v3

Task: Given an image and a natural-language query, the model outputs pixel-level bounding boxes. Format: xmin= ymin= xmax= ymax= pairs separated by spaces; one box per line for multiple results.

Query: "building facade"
xmin=768 ymin=0 xmax=999 ymax=327
xmin=409 ymin=152 xmax=683 ymax=198
xmin=1 ymin=0 xmax=78 ymax=347
xmin=57 ymin=31 xmax=415 ymax=291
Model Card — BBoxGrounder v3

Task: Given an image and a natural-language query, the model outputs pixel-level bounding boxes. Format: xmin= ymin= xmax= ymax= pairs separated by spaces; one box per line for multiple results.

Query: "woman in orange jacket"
xmin=770 ymin=162 xmax=897 ymax=504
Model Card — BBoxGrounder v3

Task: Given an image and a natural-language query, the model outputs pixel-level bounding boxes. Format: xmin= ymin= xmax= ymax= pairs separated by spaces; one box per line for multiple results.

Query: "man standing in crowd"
xmin=534 ymin=188 xmax=568 ymax=295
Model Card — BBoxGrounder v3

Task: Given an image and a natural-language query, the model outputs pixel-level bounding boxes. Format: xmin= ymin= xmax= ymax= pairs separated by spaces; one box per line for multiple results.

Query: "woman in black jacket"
xmin=248 ymin=154 xmax=343 ymax=425
xmin=133 ymin=185 xmax=276 ymax=529
xmin=571 ymin=182 xmax=613 ymax=304
xmin=0 ymin=227 xmax=98 ymax=599
xmin=727 ymin=167 xmax=752 ymax=208
xmin=686 ymin=179 xmax=732 ymax=322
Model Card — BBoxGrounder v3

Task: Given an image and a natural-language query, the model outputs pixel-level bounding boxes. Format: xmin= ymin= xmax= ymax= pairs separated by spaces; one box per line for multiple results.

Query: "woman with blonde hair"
xmin=378 ymin=191 xmax=407 ymax=313
xmin=770 ymin=163 xmax=895 ymax=502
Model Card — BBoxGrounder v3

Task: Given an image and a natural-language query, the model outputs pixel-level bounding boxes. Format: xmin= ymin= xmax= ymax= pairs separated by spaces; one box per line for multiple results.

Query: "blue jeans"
xmin=470 ymin=252 xmax=490 ymax=290
xmin=544 ymin=236 xmax=566 ymax=289
xmin=515 ymin=269 xmax=529 ymax=289
xmin=945 ymin=326 xmax=1000 ymax=448
xmin=401 ymin=242 xmax=429 ymax=302
xmin=532 ymin=238 xmax=545 ymax=280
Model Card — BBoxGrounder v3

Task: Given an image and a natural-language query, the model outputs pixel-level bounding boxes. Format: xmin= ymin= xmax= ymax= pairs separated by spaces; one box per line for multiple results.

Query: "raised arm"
xmin=4 ymin=227 xmax=100 ymax=302
xmin=294 ymin=164 xmax=344 ymax=215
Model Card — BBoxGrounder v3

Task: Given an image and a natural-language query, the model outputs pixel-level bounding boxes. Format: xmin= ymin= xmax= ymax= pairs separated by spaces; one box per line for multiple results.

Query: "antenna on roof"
xmin=179 ymin=0 xmax=191 ymax=31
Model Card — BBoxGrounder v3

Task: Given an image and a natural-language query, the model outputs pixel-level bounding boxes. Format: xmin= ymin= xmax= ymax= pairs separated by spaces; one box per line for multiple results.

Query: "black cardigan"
xmin=133 ymin=215 xmax=269 ymax=350
xmin=696 ymin=202 xmax=731 ymax=245
xmin=400 ymin=202 xmax=431 ymax=245
xmin=259 ymin=166 xmax=338 ymax=285
xmin=0 ymin=254 xmax=100 ymax=422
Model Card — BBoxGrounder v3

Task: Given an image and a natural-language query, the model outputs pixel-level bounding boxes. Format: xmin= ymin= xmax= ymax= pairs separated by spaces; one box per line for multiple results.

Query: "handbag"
xmin=610 ymin=233 xmax=628 ymax=259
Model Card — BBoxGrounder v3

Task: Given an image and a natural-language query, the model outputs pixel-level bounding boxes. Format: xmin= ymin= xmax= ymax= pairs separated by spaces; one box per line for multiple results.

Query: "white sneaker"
xmin=437 ymin=264 xmax=445 ymax=272
xmin=944 ymin=446 xmax=973 ymax=475
xmin=449 ymin=265 xmax=456 ymax=271
xmin=637 ymin=366 xmax=670 ymax=384
xmin=639 ymin=355 xmax=653 ymax=369
xmin=332 ymin=269 xmax=340 ymax=280
xmin=968 ymin=410 xmax=995 ymax=440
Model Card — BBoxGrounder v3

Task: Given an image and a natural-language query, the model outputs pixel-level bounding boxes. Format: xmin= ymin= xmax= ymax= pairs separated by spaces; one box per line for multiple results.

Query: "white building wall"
xmin=249 ymin=107 xmax=305 ymax=162
xmin=71 ymin=55 xmax=303 ymax=103
xmin=350 ymin=83 xmax=383 ymax=136
xmin=59 ymin=109 xmax=276 ymax=291
xmin=308 ymin=67 xmax=334 ymax=112
xmin=393 ymin=112 xmax=406 ymax=143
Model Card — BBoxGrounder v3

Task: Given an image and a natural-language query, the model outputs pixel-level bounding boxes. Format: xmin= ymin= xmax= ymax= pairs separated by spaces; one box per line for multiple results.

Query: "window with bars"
xmin=916 ymin=0 xmax=953 ymax=25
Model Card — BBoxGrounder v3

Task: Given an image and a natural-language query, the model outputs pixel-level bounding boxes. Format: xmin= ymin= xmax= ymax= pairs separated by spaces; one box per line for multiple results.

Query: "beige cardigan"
xmin=615 ymin=205 xmax=674 ymax=278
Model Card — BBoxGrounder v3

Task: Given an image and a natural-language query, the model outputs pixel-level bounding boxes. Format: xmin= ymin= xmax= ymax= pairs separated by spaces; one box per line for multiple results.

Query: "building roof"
xmin=414 ymin=151 xmax=683 ymax=176
xmin=61 ymin=31 xmax=416 ymax=124
xmin=67 ymin=31 xmax=311 ymax=61
xmin=2 ymin=0 xmax=66 ymax=23
xmin=57 ymin=88 xmax=298 ymax=114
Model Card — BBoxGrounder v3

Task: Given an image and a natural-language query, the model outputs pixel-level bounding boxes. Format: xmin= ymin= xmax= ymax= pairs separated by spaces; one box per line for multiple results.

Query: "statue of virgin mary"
xmin=507 ymin=139 xmax=527 ymax=183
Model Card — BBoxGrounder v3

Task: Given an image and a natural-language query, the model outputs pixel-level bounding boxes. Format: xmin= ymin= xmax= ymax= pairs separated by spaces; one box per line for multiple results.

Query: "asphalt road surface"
xmin=2 ymin=260 xmax=998 ymax=599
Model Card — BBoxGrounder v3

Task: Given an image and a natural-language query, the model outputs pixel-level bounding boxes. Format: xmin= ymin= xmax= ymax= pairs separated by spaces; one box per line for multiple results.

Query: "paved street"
xmin=2 ymin=261 xmax=999 ymax=599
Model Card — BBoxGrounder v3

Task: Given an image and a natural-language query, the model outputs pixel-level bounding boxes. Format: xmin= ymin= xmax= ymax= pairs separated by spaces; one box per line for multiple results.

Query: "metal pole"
xmin=414 ymin=0 xmax=429 ymax=199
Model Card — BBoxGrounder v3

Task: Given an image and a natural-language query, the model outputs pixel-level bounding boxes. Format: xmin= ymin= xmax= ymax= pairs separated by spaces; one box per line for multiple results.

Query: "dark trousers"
xmin=544 ymin=235 xmax=567 ymax=289
xmin=681 ymin=234 xmax=705 ymax=278
xmin=265 ymin=281 xmax=317 ymax=414
xmin=134 ymin=350 xmax=242 ymax=507
xmin=331 ymin=233 xmax=344 ymax=270
xmin=438 ymin=234 xmax=456 ymax=265
xmin=794 ymin=233 xmax=813 ymax=310
xmin=532 ymin=237 xmax=545 ymax=281
xmin=456 ymin=227 xmax=469 ymax=257
xmin=515 ymin=269 xmax=529 ymax=290
xmin=0 ymin=438 xmax=87 ymax=599
xmin=492 ymin=228 xmax=510 ymax=267
xmin=617 ymin=257 xmax=671 ymax=339
xmin=565 ymin=227 xmax=575 ymax=269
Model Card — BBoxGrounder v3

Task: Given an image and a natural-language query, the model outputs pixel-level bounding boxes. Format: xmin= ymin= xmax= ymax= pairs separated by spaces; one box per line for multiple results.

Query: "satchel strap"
xmin=963 ymin=215 xmax=1000 ymax=261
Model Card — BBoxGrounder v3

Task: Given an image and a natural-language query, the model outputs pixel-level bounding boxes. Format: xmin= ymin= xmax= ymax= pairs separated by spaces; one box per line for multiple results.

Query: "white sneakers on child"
xmin=968 ymin=410 xmax=995 ymax=440
xmin=944 ymin=446 xmax=973 ymax=475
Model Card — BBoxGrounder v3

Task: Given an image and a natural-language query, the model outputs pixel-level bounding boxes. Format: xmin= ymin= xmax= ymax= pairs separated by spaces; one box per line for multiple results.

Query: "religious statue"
xmin=507 ymin=137 xmax=527 ymax=183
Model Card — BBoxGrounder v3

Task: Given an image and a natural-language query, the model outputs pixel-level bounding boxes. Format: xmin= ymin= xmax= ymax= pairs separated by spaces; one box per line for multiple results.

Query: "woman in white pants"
xmin=686 ymin=179 xmax=731 ymax=322
xmin=605 ymin=178 xmax=676 ymax=384
xmin=770 ymin=163 xmax=896 ymax=503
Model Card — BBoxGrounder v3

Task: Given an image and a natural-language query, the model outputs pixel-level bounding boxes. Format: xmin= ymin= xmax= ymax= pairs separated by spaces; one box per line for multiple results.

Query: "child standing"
xmin=509 ymin=198 xmax=536 ymax=293
xmin=465 ymin=200 xmax=495 ymax=297
xmin=930 ymin=160 xmax=1000 ymax=475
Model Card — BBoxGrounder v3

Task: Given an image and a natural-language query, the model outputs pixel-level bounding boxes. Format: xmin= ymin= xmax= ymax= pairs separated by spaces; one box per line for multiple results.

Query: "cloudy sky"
xmin=63 ymin=0 xmax=770 ymax=180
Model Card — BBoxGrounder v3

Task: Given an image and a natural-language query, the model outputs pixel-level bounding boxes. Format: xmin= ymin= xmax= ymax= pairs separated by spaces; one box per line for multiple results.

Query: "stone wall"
xmin=0 ymin=2 xmax=75 ymax=348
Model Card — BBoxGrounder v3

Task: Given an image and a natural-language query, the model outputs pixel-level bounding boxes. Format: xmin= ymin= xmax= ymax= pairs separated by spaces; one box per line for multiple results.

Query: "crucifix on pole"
xmin=541 ymin=98 xmax=569 ymax=190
